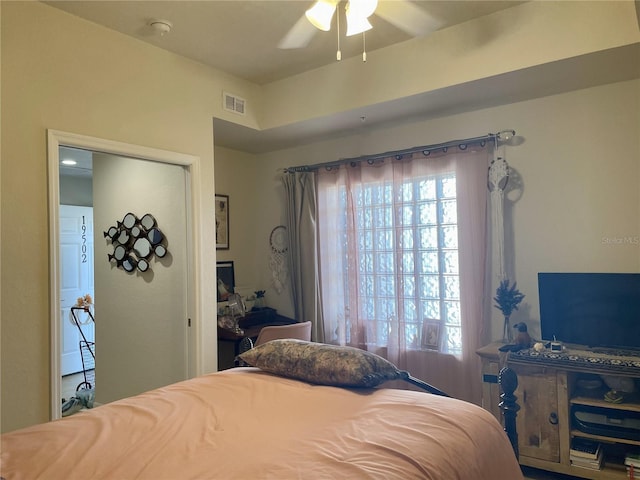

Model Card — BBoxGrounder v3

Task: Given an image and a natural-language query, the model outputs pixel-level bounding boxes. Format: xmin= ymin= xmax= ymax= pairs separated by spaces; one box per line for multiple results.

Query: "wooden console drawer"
xmin=511 ymin=364 xmax=561 ymax=463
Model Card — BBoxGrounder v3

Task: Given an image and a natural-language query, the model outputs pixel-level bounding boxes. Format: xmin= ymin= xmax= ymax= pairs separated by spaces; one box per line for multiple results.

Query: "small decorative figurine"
xmin=499 ymin=322 xmax=533 ymax=353
xmin=513 ymin=322 xmax=532 ymax=350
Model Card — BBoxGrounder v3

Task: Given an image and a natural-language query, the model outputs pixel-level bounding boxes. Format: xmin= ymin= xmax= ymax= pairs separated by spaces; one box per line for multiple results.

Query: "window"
xmin=319 ymin=171 xmax=462 ymax=355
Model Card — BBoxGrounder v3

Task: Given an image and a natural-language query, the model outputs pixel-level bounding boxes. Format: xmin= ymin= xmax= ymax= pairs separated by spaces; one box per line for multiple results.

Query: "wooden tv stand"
xmin=478 ymin=342 xmax=640 ymax=479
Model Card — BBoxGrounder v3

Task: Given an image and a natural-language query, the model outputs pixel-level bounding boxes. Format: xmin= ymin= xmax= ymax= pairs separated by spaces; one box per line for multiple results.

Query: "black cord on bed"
xmin=399 ymin=371 xmax=451 ymax=397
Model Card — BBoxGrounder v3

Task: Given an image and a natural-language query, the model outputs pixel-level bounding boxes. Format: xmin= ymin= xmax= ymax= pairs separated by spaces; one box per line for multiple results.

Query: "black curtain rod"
xmin=283 ymin=130 xmax=515 ymax=173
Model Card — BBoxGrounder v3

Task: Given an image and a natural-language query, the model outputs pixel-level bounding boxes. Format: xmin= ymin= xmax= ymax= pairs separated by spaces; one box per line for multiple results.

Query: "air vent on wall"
xmin=223 ymin=91 xmax=246 ymax=115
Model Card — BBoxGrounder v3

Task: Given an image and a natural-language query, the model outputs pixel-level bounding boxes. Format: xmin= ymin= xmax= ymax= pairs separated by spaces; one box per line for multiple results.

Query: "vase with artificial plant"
xmin=253 ymin=290 xmax=266 ymax=310
xmin=494 ymin=279 xmax=525 ymax=343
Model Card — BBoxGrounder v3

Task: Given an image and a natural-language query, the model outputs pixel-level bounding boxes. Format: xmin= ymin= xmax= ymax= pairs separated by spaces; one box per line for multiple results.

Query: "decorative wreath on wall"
xmin=104 ymin=212 xmax=168 ymax=273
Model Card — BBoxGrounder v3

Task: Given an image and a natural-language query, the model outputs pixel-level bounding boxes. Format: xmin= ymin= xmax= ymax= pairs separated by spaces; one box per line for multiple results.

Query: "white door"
xmin=60 ymin=205 xmax=95 ymax=376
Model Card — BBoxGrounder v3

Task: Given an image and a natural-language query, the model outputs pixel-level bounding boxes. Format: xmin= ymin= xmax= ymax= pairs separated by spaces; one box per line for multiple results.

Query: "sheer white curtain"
xmin=316 ymin=144 xmax=491 ymax=403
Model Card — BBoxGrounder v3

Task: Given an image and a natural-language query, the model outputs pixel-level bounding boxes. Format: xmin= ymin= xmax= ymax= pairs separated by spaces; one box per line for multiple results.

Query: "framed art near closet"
xmin=215 ymin=194 xmax=229 ymax=249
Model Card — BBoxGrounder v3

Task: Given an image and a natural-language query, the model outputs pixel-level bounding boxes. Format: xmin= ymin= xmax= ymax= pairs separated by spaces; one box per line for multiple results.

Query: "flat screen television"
xmin=538 ymin=273 xmax=640 ymax=351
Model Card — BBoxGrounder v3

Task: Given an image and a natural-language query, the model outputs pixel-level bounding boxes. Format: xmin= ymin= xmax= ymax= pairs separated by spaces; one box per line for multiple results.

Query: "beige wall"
xmin=1 ymin=1 xmax=242 ymax=432
xmin=234 ymin=79 xmax=640 ymax=339
xmin=213 ymin=146 xmax=262 ymax=298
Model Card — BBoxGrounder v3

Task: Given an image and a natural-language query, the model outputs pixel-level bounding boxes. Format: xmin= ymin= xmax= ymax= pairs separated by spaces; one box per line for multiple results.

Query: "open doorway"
xmin=49 ymin=130 xmax=203 ymax=420
xmin=58 ymin=148 xmax=95 ymax=416
xmin=59 ymin=204 xmax=95 ymax=414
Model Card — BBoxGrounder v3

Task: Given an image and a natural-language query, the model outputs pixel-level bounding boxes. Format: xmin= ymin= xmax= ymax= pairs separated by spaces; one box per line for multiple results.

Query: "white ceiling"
xmin=44 ymin=1 xmax=522 ymax=85
xmin=59 ymin=146 xmax=93 ymax=177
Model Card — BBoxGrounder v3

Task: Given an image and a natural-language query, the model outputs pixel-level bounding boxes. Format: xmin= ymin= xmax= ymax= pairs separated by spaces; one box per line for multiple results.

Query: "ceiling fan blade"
xmin=375 ymin=0 xmax=443 ymax=37
xmin=278 ymin=14 xmax=318 ymax=49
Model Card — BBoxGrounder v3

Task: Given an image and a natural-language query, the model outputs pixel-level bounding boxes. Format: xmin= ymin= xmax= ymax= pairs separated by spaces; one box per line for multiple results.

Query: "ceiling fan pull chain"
xmin=336 ymin=3 xmax=342 ymax=61
xmin=362 ymin=31 xmax=367 ymax=62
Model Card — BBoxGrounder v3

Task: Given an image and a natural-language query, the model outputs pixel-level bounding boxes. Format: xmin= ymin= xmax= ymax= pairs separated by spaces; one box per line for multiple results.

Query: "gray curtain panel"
xmin=282 ymin=172 xmax=325 ymax=343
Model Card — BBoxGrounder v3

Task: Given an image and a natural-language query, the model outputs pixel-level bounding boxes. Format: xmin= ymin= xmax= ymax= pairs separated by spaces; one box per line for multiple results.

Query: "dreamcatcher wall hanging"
xmin=269 ymin=225 xmax=289 ymax=294
xmin=487 ymin=129 xmax=515 ymax=281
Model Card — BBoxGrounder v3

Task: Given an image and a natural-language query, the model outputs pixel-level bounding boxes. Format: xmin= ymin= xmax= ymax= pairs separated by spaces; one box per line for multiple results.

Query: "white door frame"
xmin=48 ymin=129 xmax=204 ymax=420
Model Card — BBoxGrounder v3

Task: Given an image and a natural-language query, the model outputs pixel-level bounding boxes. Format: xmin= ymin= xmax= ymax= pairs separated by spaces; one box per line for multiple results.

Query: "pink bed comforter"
xmin=1 ymin=368 xmax=523 ymax=479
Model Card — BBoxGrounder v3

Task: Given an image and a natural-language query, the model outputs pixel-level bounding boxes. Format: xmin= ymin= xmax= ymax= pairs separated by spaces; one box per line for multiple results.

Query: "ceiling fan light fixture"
xmin=345 ymin=0 xmax=377 ymax=36
xmin=345 ymin=13 xmax=372 ymax=36
xmin=305 ymin=0 xmax=338 ymax=31
xmin=348 ymin=0 xmax=378 ymax=19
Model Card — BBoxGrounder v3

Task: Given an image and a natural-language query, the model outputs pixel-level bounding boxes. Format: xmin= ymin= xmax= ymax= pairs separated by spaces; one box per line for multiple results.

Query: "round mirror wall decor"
xmin=122 ymin=256 xmax=137 ymax=273
xmin=133 ymin=237 xmax=153 ymax=258
xmin=147 ymin=228 xmax=164 ymax=246
xmin=137 ymin=258 xmax=150 ymax=273
xmin=104 ymin=212 xmax=168 ymax=274
xmin=122 ymin=212 xmax=137 ymax=229
xmin=140 ymin=213 xmax=157 ymax=230
xmin=105 ymin=226 xmax=119 ymax=240
xmin=154 ymin=244 xmax=167 ymax=258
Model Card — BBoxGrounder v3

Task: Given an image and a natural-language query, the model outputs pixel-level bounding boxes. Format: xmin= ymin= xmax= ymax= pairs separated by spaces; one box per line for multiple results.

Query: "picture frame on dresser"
xmin=421 ymin=320 xmax=441 ymax=350
xmin=215 ymin=194 xmax=229 ymax=250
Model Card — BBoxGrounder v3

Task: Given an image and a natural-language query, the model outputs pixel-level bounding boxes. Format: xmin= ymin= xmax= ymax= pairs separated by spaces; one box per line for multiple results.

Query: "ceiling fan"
xmin=278 ymin=0 xmax=443 ymax=50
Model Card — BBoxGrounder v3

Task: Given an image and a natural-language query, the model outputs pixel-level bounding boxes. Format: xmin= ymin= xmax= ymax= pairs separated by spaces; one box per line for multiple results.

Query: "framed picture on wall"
xmin=215 ymin=194 xmax=229 ymax=249
xmin=216 ymin=261 xmax=235 ymax=302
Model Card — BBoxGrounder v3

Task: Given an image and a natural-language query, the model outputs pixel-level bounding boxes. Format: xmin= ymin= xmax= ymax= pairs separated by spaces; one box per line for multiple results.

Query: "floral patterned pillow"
xmin=237 ymin=339 xmax=403 ymax=388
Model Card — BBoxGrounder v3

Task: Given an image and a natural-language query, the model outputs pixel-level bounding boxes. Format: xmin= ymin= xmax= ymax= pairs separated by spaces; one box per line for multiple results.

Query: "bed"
xmin=1 ymin=340 xmax=523 ymax=479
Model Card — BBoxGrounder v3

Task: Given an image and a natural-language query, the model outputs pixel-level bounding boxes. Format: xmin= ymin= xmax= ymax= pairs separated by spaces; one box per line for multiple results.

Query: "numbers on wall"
xmin=81 ymin=215 xmax=87 ymax=264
